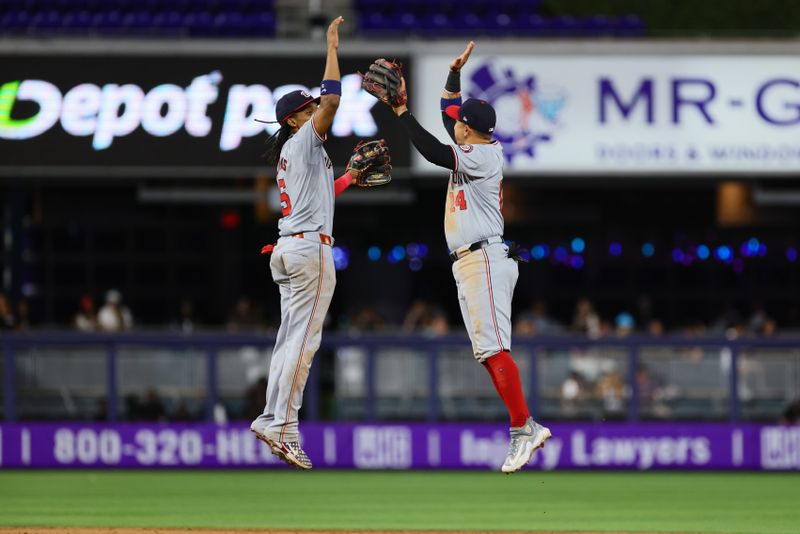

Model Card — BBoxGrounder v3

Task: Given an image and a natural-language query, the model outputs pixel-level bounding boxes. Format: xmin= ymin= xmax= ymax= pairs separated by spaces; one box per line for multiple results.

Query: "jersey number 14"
xmin=448 ymin=189 xmax=467 ymax=212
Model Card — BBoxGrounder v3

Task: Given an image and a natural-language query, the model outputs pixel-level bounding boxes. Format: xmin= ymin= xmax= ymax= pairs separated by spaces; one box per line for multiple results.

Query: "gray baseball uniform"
xmin=252 ymin=116 xmax=336 ymax=443
xmin=447 ymin=142 xmax=519 ymax=363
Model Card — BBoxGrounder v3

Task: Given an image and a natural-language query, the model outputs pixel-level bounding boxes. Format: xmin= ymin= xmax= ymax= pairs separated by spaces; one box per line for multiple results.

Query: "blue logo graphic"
xmin=467 ymin=60 xmax=567 ymax=162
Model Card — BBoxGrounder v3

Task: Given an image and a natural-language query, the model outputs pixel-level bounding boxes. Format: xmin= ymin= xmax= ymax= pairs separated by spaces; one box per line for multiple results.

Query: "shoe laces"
xmin=285 ymin=441 xmax=310 ymax=462
xmin=507 ymin=435 xmax=523 ymax=458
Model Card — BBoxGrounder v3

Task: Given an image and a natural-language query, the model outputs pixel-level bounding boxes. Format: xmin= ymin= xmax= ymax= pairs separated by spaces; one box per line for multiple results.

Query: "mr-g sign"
xmin=415 ymin=54 xmax=800 ymax=174
xmin=599 ymin=77 xmax=800 ymax=126
xmin=0 ymin=54 xmax=410 ymax=175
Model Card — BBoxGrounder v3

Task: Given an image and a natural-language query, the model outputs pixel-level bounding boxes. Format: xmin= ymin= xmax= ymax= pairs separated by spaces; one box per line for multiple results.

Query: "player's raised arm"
xmin=311 ymin=16 xmax=344 ymax=136
xmin=362 ymin=60 xmax=456 ymax=170
xmin=441 ymin=41 xmax=474 ymax=142
xmin=392 ymin=79 xmax=457 ymax=171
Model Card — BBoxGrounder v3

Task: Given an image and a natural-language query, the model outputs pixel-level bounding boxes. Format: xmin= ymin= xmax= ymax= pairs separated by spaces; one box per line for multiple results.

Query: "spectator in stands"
xmin=139 ymin=388 xmax=167 ymax=422
xmin=227 ymin=296 xmax=261 ymax=332
xmin=348 ymin=304 xmax=386 ymax=332
xmin=683 ymin=320 xmax=708 ymax=337
xmin=598 ymin=319 xmax=614 ymax=338
xmin=74 ymin=295 xmax=98 ymax=332
xmin=171 ymin=298 xmax=196 ymax=334
xmin=746 ymin=303 xmax=778 ymax=337
xmin=402 ymin=299 xmax=449 ymax=335
xmin=560 ymin=370 xmax=585 ymax=417
xmin=747 ymin=302 xmax=769 ymax=334
xmin=425 ymin=309 xmax=450 ymax=337
xmin=0 ymin=292 xmax=15 ymax=330
xmin=711 ymin=305 xmax=742 ymax=335
xmin=636 ymin=365 xmax=670 ymax=417
xmin=615 ymin=312 xmax=635 ymax=337
xmin=761 ymin=318 xmax=777 ymax=337
xmin=680 ymin=320 xmax=708 ymax=361
xmin=402 ymin=299 xmax=431 ymax=332
xmin=572 ymin=298 xmax=601 ymax=338
xmin=514 ymin=300 xmax=561 ymax=336
xmin=596 ymin=369 xmax=625 ymax=415
xmin=647 ymin=319 xmax=665 ymax=337
xmin=97 ymin=289 xmax=133 ymax=332
xmin=738 ymin=350 xmax=768 ymax=403
xmin=636 ymin=365 xmax=656 ymax=400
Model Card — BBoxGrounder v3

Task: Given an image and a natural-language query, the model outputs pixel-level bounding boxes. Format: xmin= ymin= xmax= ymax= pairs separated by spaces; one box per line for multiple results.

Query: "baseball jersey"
xmin=444 ymin=141 xmax=505 ymax=252
xmin=276 ymin=116 xmax=335 ymax=237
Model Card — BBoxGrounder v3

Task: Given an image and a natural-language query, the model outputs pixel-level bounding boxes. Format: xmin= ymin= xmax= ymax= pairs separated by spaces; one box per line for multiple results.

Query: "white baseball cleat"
xmin=250 ymin=425 xmax=285 ymax=459
xmin=501 ymin=417 xmax=552 ymax=474
xmin=250 ymin=425 xmax=312 ymax=470
xmin=274 ymin=441 xmax=313 ymax=470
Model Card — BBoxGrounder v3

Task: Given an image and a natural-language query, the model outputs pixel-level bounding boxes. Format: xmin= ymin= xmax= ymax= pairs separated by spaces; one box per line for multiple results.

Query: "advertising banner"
xmin=1 ymin=422 xmax=798 ymax=470
xmin=413 ymin=54 xmax=800 ymax=175
xmin=0 ymin=54 xmax=410 ymax=176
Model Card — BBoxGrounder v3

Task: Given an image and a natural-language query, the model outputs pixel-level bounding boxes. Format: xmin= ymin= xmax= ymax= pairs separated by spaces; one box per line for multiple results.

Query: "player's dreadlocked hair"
xmin=263 ymin=122 xmax=292 ymax=165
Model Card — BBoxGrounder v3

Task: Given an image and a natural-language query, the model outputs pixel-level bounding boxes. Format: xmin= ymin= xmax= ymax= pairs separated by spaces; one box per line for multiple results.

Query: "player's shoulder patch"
xmin=458 ymin=144 xmax=474 ymax=153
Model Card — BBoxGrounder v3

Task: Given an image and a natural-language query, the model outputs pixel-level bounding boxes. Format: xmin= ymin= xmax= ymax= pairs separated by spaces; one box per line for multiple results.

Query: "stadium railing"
xmin=2 ymin=332 xmax=798 ymax=423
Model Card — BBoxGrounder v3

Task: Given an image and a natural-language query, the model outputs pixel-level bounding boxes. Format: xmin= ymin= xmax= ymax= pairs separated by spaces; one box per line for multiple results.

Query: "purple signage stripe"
xmin=0 ymin=423 xmax=798 ymax=471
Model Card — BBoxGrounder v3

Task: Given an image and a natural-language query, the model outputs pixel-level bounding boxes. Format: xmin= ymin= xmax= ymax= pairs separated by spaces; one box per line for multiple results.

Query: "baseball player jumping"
xmin=362 ymin=43 xmax=551 ymax=473
xmin=251 ymin=16 xmax=391 ymax=470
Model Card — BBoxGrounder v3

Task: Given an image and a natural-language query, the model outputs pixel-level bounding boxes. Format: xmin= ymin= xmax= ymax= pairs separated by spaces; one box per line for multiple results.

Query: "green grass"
xmin=1 ymin=471 xmax=798 ymax=533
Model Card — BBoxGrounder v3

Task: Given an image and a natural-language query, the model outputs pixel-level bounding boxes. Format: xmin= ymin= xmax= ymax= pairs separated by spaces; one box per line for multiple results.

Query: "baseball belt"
xmin=449 ymin=236 xmax=504 ymax=262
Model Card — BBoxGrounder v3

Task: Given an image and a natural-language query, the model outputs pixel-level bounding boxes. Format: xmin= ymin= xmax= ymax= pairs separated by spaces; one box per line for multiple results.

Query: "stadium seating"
xmin=0 ymin=0 xmax=644 ymax=38
xmin=0 ymin=0 xmax=276 ymax=37
xmin=355 ymin=0 xmax=644 ymax=38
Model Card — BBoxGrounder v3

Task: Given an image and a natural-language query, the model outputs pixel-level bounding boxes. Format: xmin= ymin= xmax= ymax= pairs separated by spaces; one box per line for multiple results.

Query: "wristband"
xmin=440 ymin=97 xmax=462 ymax=111
xmin=445 ymin=70 xmax=461 ymax=93
xmin=320 ymin=79 xmax=342 ymax=96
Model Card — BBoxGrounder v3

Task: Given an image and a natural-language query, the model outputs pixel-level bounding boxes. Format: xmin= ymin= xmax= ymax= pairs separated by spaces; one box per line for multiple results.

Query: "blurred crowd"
xmin=338 ymin=296 xmax=782 ymax=340
xmin=0 ymin=289 xmax=786 ymax=339
xmin=5 ymin=288 xmax=796 ymax=425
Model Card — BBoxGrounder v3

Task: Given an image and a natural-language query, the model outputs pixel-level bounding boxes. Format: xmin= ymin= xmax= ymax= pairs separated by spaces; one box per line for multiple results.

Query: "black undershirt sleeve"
xmin=398 ymin=111 xmax=456 ymax=171
xmin=442 ymin=112 xmax=457 ymax=143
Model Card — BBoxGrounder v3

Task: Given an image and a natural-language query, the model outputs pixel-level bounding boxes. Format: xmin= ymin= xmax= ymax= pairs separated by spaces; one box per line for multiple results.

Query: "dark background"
xmin=1 ymin=51 xmax=798 ymax=334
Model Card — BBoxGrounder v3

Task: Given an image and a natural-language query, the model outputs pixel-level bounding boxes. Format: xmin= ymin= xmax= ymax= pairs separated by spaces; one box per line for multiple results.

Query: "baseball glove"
xmin=507 ymin=242 xmax=530 ymax=263
xmin=347 ymin=139 xmax=392 ymax=187
xmin=361 ymin=59 xmax=407 ymax=106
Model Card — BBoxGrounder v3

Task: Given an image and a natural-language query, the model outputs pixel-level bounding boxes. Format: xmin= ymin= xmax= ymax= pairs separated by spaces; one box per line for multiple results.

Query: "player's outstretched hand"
xmin=327 ymin=16 xmax=343 ymax=49
xmin=449 ymin=41 xmax=475 ymax=72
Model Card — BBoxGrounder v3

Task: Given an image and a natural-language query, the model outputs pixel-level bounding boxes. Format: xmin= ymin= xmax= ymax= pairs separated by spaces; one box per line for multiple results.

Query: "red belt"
xmin=293 ymin=232 xmax=333 ymax=245
xmin=260 ymin=232 xmax=332 ymax=254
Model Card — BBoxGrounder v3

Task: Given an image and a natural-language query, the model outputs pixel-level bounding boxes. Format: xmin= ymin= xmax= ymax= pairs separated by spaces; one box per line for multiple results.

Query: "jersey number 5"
xmin=449 ymin=189 xmax=467 ymax=212
xmin=277 ymin=177 xmax=292 ymax=217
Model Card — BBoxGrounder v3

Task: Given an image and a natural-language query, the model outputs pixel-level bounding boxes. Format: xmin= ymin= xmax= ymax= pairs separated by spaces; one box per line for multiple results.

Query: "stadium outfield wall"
xmin=1 ymin=422 xmax=799 ymax=471
xmin=1 ymin=39 xmax=798 ymax=178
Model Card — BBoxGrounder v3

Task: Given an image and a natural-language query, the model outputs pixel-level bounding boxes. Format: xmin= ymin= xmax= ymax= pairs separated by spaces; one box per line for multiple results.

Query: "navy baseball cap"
xmin=275 ymin=89 xmax=320 ymax=123
xmin=445 ymin=98 xmax=496 ymax=134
